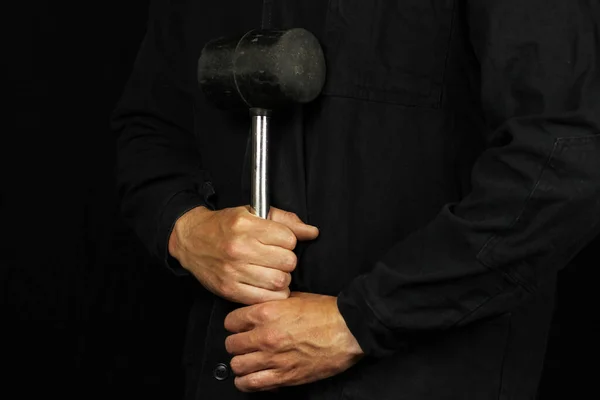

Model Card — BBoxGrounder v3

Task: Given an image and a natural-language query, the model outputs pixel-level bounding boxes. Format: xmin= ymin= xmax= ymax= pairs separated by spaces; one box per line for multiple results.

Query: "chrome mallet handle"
xmin=250 ymin=108 xmax=271 ymax=219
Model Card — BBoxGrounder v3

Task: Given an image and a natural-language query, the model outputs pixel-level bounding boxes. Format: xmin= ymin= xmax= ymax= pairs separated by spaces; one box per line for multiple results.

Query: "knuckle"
xmin=223 ymin=239 xmax=244 ymax=259
xmin=256 ymin=304 xmax=273 ymax=321
xmin=231 ymin=213 xmax=250 ymax=232
xmin=223 ymin=314 xmax=233 ymax=332
xmin=219 ymin=282 xmax=236 ymax=299
xmin=285 ymin=211 xmax=300 ymax=221
xmin=262 ymin=328 xmax=282 ymax=349
xmin=271 ymin=272 xmax=291 ymax=290
xmin=282 ymin=355 xmax=299 ymax=371
xmin=224 ymin=336 xmax=234 ymax=354
xmin=224 ymin=264 xmax=243 ymax=285
xmin=229 ymin=356 xmax=243 ymax=374
xmin=221 ymin=262 xmax=236 ymax=277
xmin=284 ymin=232 xmax=297 ymax=250
xmin=284 ymin=253 xmax=297 ymax=271
xmin=246 ymin=375 xmax=263 ymax=391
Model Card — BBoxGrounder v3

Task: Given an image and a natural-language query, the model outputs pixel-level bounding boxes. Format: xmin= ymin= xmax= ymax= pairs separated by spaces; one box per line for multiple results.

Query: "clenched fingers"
xmin=223 ymin=239 xmax=297 ymax=272
xmin=234 ymin=368 xmax=301 ymax=393
xmin=236 ymin=264 xmax=292 ymax=291
xmin=224 ymin=303 xmax=275 ymax=333
xmin=218 ymin=283 xmax=290 ymax=306
xmin=225 ymin=331 xmax=261 ymax=355
xmin=230 ymin=352 xmax=298 ymax=377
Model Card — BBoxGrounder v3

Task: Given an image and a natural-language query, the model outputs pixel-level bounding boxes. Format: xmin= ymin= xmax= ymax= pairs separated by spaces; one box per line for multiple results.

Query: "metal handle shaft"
xmin=250 ymin=108 xmax=271 ymax=219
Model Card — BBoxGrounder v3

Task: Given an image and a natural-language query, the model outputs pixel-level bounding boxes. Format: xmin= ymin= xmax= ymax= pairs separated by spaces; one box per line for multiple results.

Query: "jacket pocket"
xmin=322 ymin=0 xmax=455 ymax=107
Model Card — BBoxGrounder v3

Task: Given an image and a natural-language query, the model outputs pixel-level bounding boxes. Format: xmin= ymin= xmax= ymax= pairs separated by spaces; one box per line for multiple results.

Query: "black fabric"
xmin=337 ymin=0 xmax=600 ymax=359
xmin=7 ymin=0 xmax=600 ymax=399
xmin=109 ymin=0 xmax=599 ymax=399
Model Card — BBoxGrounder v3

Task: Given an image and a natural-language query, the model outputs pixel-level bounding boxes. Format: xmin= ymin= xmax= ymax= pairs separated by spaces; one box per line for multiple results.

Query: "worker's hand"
xmin=224 ymin=292 xmax=365 ymax=392
xmin=168 ymin=206 xmax=319 ymax=305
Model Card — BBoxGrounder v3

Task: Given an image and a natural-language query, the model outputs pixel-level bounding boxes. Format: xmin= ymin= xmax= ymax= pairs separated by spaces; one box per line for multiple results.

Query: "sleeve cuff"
xmin=337 ymin=275 xmax=408 ymax=359
xmin=157 ymin=183 xmax=216 ymax=277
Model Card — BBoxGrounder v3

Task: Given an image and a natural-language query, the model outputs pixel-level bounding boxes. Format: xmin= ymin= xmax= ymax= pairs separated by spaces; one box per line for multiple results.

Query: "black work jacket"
xmin=111 ymin=1 xmax=600 ymax=399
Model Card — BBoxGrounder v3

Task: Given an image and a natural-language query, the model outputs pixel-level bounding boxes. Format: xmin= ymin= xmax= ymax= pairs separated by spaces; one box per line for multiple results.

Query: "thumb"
xmin=269 ymin=207 xmax=319 ymax=241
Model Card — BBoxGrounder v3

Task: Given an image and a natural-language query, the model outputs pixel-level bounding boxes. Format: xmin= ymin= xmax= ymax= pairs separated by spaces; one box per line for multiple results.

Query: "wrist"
xmin=168 ymin=205 xmax=211 ymax=261
xmin=333 ymin=296 xmax=365 ymax=358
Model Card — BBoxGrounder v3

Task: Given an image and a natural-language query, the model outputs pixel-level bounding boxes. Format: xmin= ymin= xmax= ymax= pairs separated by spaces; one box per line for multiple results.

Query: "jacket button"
xmin=213 ymin=363 xmax=230 ymax=381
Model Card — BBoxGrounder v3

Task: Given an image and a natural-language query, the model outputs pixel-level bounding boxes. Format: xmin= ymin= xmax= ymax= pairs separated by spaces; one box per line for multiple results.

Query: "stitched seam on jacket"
xmin=438 ymin=0 xmax=457 ymax=107
xmin=475 ymin=138 xmax=561 ymax=285
xmin=496 ymin=313 xmax=512 ymax=400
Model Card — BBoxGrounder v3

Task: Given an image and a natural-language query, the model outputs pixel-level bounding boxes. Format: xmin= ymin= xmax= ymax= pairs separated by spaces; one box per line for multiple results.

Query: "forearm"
xmin=338 ymin=0 xmax=600 ymax=358
xmin=111 ymin=2 xmax=216 ymax=273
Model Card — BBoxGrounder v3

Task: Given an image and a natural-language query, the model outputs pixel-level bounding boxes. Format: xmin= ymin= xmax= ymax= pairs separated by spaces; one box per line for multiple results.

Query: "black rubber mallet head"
xmin=197 ymin=28 xmax=326 ymax=110
xmin=197 ymin=28 xmax=327 ymax=218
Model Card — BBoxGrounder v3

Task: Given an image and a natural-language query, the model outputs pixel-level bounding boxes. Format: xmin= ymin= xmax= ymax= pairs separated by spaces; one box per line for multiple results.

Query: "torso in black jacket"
xmin=111 ymin=0 xmax=600 ymax=399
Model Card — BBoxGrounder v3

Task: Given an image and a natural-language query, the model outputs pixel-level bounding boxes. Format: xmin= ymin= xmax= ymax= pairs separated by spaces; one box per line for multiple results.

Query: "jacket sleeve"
xmin=110 ymin=0 xmax=216 ymax=276
xmin=337 ymin=0 xmax=600 ymax=358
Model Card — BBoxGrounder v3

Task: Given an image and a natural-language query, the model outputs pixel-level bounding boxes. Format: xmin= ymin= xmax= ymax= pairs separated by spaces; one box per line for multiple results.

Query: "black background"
xmin=3 ymin=1 xmax=598 ymax=398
